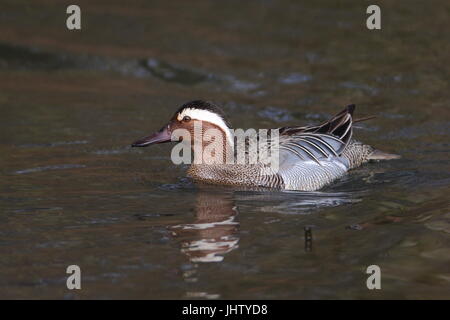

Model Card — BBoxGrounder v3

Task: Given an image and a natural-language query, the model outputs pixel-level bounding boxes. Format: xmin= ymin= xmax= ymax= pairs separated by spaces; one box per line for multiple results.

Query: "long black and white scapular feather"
xmin=278 ymin=104 xmax=355 ymax=164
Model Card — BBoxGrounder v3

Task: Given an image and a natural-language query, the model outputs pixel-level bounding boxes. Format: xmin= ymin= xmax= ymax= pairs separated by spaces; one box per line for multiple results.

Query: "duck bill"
xmin=131 ymin=126 xmax=172 ymax=147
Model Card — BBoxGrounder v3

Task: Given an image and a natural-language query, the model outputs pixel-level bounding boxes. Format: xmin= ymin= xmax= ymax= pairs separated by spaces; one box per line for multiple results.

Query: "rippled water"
xmin=0 ymin=0 xmax=449 ymax=299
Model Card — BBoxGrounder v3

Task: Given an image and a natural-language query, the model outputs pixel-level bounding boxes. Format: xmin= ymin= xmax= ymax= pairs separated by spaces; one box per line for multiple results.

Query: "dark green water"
xmin=0 ymin=0 xmax=449 ymax=299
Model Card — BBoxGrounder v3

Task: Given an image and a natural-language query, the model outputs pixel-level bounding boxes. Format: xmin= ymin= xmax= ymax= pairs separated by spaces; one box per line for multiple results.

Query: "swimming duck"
xmin=131 ymin=100 xmax=399 ymax=191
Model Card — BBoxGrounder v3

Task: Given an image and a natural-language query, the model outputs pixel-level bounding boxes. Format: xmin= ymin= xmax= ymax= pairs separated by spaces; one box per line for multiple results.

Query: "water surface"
xmin=0 ymin=0 xmax=449 ymax=299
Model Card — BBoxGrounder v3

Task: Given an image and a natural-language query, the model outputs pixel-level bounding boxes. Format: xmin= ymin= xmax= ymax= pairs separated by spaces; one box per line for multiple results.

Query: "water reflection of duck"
xmin=132 ymin=100 xmax=400 ymax=191
xmin=169 ymin=185 xmax=363 ymax=263
xmin=170 ymin=189 xmax=239 ymax=263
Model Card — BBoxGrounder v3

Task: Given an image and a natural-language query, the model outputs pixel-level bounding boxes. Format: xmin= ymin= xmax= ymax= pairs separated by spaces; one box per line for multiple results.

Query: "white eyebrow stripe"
xmin=178 ymin=108 xmax=234 ymax=146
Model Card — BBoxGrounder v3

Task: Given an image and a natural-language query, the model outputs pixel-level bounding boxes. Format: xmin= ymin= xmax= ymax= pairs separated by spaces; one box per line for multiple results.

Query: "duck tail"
xmin=368 ymin=149 xmax=401 ymax=160
xmin=353 ymin=115 xmax=377 ymax=123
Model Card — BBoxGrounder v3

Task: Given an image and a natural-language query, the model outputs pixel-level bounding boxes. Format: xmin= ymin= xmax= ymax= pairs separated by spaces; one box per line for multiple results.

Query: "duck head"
xmin=131 ymin=100 xmax=234 ymax=153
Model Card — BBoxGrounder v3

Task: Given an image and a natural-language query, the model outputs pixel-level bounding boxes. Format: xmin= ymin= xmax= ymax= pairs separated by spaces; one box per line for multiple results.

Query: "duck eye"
xmin=182 ymin=116 xmax=191 ymax=122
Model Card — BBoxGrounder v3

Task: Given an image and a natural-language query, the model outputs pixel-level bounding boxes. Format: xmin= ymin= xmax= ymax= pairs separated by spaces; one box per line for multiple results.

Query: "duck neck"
xmin=192 ymin=126 xmax=234 ymax=165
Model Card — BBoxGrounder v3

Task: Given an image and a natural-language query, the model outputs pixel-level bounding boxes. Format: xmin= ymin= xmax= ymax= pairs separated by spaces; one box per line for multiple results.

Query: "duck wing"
xmin=278 ymin=104 xmax=355 ymax=164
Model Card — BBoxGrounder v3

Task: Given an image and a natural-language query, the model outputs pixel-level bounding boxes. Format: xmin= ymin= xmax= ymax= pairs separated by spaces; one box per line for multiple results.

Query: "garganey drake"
xmin=132 ymin=100 xmax=399 ymax=191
